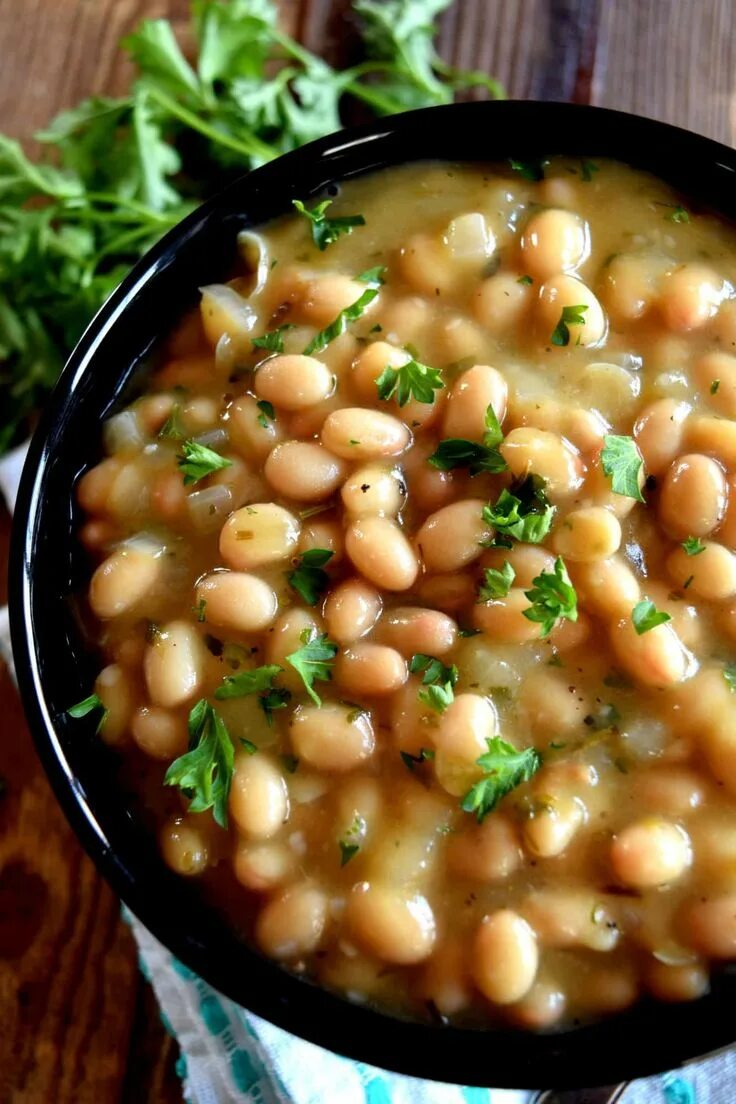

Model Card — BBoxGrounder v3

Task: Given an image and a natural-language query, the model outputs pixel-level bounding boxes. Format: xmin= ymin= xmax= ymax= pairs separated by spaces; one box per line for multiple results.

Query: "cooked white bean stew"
xmin=71 ymin=158 xmax=736 ymax=1029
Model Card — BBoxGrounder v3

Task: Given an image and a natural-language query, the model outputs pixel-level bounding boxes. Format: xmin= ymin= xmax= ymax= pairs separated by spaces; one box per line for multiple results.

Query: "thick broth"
xmin=74 ymin=158 xmax=736 ymax=1030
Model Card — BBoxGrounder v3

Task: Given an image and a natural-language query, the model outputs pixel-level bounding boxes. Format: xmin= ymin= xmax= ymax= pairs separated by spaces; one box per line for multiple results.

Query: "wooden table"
xmin=0 ymin=1 xmax=734 ymax=1099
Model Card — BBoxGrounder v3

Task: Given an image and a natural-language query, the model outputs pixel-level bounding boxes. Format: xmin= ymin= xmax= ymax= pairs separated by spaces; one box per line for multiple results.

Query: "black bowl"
xmin=10 ymin=100 xmax=736 ymax=1091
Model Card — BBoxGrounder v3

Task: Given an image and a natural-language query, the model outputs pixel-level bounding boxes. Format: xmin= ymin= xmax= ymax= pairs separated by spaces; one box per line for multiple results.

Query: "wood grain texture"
xmin=0 ymin=502 xmax=182 ymax=1104
xmin=0 ymin=0 xmax=734 ymax=1101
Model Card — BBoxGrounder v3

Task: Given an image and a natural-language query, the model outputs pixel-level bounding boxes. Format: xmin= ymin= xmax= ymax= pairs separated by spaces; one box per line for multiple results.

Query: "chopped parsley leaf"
xmin=67 ymin=692 xmax=108 ymax=733
xmin=303 ymin=272 xmax=383 ymax=355
xmin=286 ymin=629 xmax=338 ymax=706
xmin=724 ymin=665 xmax=736 ymax=692
xmin=461 ymin=737 xmax=542 ymax=822
xmin=522 ymin=556 xmax=578 ymax=637
xmin=550 ymin=304 xmax=588 ymax=347
xmin=252 ymin=323 xmax=295 ymax=354
xmin=400 ymin=747 xmax=436 ymax=773
xmin=164 ymin=700 xmax=234 ymax=829
xmin=292 ymin=198 xmax=365 ymax=251
xmin=482 ymin=477 xmax=555 ymax=544
xmin=409 ymin=653 xmax=458 ymax=714
xmin=682 ymin=536 xmax=706 ymax=556
xmin=177 ymin=439 xmax=232 ymax=485
xmin=600 ymin=434 xmax=646 ymax=502
xmin=215 ymin=664 xmax=283 ymax=700
xmin=509 ymin=157 xmax=547 ymax=181
xmin=631 ymin=598 xmax=672 ymax=635
xmin=256 ymin=400 xmax=276 ymax=428
xmin=478 ymin=560 xmax=515 ymax=601
xmin=287 ymin=548 xmax=334 ymax=606
xmin=428 ymin=403 xmax=506 ymax=474
xmin=376 ymin=355 xmax=444 ymax=406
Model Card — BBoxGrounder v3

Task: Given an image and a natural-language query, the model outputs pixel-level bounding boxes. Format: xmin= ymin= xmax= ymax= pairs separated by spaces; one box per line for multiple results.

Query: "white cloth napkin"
xmin=1 ymin=441 xmax=727 ymax=1104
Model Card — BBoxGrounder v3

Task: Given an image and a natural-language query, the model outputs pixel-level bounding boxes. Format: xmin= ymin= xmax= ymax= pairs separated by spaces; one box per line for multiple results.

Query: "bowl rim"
xmin=10 ymin=99 xmax=736 ymax=1090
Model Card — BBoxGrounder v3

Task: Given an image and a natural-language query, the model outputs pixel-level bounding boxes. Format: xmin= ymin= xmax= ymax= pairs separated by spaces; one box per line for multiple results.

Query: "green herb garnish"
xmin=215 ymin=664 xmax=283 ymax=700
xmin=164 ymin=700 xmax=234 ymax=829
xmin=600 ymin=434 xmax=645 ymax=502
xmin=0 ymin=1 xmax=503 ymax=456
xmin=409 ymin=653 xmax=458 ymax=714
xmin=400 ymin=746 xmax=435 ymax=772
xmin=240 ymin=738 xmax=258 ymax=755
xmin=631 ymin=598 xmax=672 ymax=635
xmin=256 ymin=399 xmax=276 ymax=428
xmin=303 ymin=272 xmax=383 ymax=355
xmin=517 ymin=274 xmax=533 ymax=286
xmin=550 ymin=304 xmax=588 ymax=347
xmin=711 ymin=379 xmax=720 ymax=395
xmin=376 ymin=355 xmax=444 ymax=406
xmin=580 ymin=159 xmax=599 ymax=182
xmin=67 ymin=692 xmax=108 ymax=733
xmin=287 ymin=548 xmax=334 ymax=606
xmin=293 ymin=198 xmax=365 ymax=251
xmin=177 ymin=439 xmax=232 ymax=485
xmin=682 ymin=537 xmax=706 ymax=556
xmin=193 ymin=598 xmax=207 ymax=622
xmin=461 ymin=737 xmax=542 ymax=822
xmin=261 ymin=687 xmax=292 ymax=725
xmin=482 ymin=477 xmax=555 ymax=544
xmin=158 ymin=404 xmax=185 ymax=440
xmin=724 ymin=665 xmax=736 ymax=692
xmin=428 ymin=403 xmax=506 ymax=474
xmin=523 ymin=556 xmax=577 ymax=637
xmin=286 ymin=629 xmax=338 ymax=706
xmin=509 ymin=158 xmax=546 ymax=181
xmin=252 ymin=324 xmax=295 ymax=354
xmin=478 ymin=560 xmax=515 ymax=601
xmin=667 ymin=205 xmax=690 ymax=224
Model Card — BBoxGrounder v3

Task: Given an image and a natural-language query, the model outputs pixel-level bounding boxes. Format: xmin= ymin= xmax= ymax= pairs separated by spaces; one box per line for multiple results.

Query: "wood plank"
xmin=593 ymin=0 xmax=736 ymax=146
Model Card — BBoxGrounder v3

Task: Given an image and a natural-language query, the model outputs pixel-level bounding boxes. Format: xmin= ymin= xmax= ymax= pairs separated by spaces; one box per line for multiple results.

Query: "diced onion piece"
xmin=200 ymin=283 xmax=258 ymax=346
xmin=104 ymin=410 xmax=145 ymax=455
xmin=237 ymin=230 xmax=270 ymax=296
xmin=117 ymin=532 xmax=167 ymax=557
xmin=186 ymin=483 xmax=234 ymax=533
xmin=446 ymin=213 xmax=495 ymax=261
xmin=193 ymin=428 xmax=229 ymax=452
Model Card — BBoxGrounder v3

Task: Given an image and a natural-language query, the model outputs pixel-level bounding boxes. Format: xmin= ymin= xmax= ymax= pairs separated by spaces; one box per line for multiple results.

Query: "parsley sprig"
xmin=376 ymin=354 xmax=444 ymax=406
xmin=164 ymin=700 xmax=234 ymax=828
xmin=682 ymin=537 xmax=706 ymax=556
xmin=551 ymin=304 xmax=588 ymax=346
xmin=482 ymin=476 xmax=555 ymax=546
xmin=293 ymin=198 xmax=365 ymax=251
xmin=0 ymin=0 xmax=503 ymax=456
xmin=67 ymin=692 xmax=109 ymax=733
xmin=600 ymin=435 xmax=645 ymax=502
xmin=429 ymin=403 xmax=506 ymax=474
xmin=286 ymin=629 xmax=338 ymax=706
xmin=461 ymin=737 xmax=542 ymax=822
xmin=177 ymin=439 xmax=232 ymax=485
xmin=479 ymin=560 xmax=515 ymax=600
xmin=303 ymin=270 xmax=384 ymax=355
xmin=523 ymin=556 xmax=578 ymax=637
xmin=631 ymin=598 xmax=672 ymax=635
xmin=409 ymin=653 xmax=458 ymax=714
xmin=287 ymin=548 xmax=334 ymax=606
xmin=252 ymin=323 xmax=295 ymax=354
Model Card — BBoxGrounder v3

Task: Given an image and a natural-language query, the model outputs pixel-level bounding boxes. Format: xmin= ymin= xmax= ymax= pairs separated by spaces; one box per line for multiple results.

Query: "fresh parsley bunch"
xmin=0 ymin=0 xmax=503 ymax=455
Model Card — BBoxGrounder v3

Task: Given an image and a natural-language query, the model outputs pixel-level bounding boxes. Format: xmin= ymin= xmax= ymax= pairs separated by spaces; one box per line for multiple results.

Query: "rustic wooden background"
xmin=0 ymin=1 xmax=735 ymax=1100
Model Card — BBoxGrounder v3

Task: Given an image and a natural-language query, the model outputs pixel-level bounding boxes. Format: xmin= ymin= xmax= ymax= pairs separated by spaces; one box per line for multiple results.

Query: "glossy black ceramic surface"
xmin=10 ymin=101 xmax=736 ymax=1089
